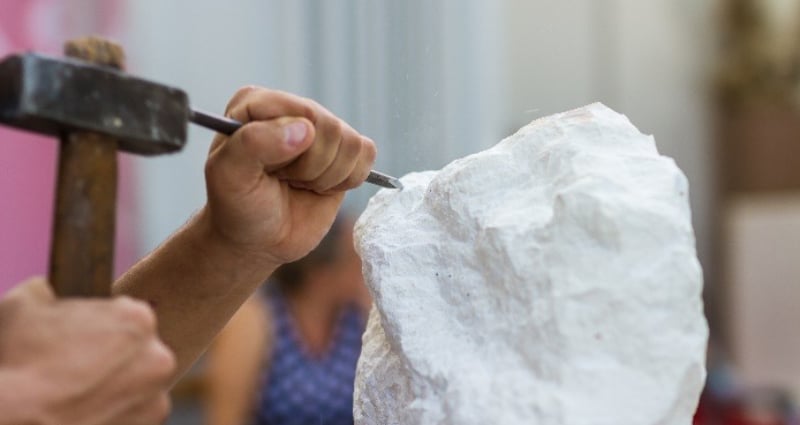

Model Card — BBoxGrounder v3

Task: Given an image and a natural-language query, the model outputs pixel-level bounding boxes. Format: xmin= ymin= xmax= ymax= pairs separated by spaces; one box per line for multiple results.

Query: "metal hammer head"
xmin=0 ymin=53 xmax=188 ymax=155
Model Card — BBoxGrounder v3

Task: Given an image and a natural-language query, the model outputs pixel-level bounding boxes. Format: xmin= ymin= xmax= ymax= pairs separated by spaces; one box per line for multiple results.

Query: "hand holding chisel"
xmin=190 ymin=109 xmax=402 ymax=189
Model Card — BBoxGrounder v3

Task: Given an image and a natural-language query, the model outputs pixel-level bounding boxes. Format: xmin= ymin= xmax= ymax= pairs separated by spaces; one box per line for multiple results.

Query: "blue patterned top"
xmin=252 ymin=289 xmax=365 ymax=425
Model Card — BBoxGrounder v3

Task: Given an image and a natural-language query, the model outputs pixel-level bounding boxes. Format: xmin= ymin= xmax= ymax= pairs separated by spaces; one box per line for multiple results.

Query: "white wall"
xmin=121 ymin=0 xmax=281 ymax=254
xmin=121 ymin=0 xmax=507 ymax=255
xmin=503 ymin=0 xmax=715 ymax=279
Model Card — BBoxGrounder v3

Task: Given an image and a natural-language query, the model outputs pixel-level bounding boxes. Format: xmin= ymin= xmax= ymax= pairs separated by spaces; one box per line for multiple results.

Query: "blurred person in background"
xmin=205 ymin=216 xmax=370 ymax=425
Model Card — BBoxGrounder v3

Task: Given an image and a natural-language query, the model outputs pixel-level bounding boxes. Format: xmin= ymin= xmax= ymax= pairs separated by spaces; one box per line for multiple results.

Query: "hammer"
xmin=0 ymin=37 xmax=400 ymax=298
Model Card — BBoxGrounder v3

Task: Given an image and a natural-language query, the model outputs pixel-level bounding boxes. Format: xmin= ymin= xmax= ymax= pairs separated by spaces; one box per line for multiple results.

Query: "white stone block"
xmin=353 ymin=103 xmax=708 ymax=425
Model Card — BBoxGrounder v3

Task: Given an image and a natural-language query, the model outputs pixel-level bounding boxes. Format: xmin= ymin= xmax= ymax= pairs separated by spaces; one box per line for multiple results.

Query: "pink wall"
xmin=0 ymin=129 xmax=57 ymax=292
xmin=0 ymin=0 xmax=136 ymax=294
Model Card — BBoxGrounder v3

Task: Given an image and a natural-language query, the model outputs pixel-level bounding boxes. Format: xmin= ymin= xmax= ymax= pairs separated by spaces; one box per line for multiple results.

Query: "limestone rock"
xmin=353 ymin=103 xmax=708 ymax=425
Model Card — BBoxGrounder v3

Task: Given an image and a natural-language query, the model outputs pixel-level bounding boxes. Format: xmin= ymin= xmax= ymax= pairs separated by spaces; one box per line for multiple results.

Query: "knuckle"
xmin=238 ymin=123 xmax=260 ymax=148
xmin=113 ymin=297 xmax=157 ymax=331
xmin=302 ymin=96 xmax=322 ymax=109
xmin=321 ymin=117 xmax=344 ymax=140
xmin=231 ymin=85 xmax=259 ymax=102
xmin=148 ymin=340 xmax=177 ymax=378
xmin=352 ymin=166 xmax=373 ymax=188
xmin=226 ymin=104 xmax=252 ymax=123
xmin=225 ymin=85 xmax=257 ymax=114
xmin=362 ymin=138 xmax=378 ymax=163
xmin=0 ymin=288 xmax=24 ymax=308
xmin=235 ymin=85 xmax=260 ymax=97
xmin=297 ymin=99 xmax=319 ymax=122
xmin=341 ymin=132 xmax=364 ymax=158
xmin=4 ymin=277 xmax=51 ymax=305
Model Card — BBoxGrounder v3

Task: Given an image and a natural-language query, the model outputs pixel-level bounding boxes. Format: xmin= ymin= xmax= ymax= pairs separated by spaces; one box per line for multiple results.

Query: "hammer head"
xmin=0 ymin=53 xmax=188 ymax=155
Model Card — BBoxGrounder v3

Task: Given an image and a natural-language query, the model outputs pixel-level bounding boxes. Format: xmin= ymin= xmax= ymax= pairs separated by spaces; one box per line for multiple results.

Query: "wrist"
xmin=188 ymin=207 xmax=282 ymax=289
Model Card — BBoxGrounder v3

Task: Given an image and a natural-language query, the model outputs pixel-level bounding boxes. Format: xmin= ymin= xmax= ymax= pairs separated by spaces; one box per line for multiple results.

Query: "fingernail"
xmin=284 ymin=121 xmax=308 ymax=147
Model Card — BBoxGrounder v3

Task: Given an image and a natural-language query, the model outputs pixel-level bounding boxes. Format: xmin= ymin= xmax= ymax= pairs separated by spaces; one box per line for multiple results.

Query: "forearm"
xmin=114 ymin=206 xmax=279 ymax=381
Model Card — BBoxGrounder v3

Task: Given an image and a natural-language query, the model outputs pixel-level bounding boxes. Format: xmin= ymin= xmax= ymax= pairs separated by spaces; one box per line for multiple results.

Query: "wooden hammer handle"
xmin=49 ymin=133 xmax=117 ymax=297
xmin=49 ymin=37 xmax=125 ymax=297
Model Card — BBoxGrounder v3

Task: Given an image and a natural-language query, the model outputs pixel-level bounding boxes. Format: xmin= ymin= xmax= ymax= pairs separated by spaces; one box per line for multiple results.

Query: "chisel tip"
xmin=366 ymin=170 xmax=403 ymax=190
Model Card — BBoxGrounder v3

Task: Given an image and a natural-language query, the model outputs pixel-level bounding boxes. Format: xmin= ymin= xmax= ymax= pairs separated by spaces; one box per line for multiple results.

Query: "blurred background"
xmin=0 ymin=0 xmax=798 ymax=424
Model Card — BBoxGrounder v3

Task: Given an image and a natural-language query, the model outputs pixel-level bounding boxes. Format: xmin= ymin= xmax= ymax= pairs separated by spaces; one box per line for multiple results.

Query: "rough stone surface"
xmin=353 ymin=103 xmax=708 ymax=425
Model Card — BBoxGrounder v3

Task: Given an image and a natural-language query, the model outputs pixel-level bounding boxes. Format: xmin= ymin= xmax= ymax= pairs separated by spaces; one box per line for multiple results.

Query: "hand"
xmin=109 ymin=88 xmax=376 ymax=380
xmin=202 ymin=86 xmax=377 ymax=266
xmin=0 ymin=278 xmax=176 ymax=425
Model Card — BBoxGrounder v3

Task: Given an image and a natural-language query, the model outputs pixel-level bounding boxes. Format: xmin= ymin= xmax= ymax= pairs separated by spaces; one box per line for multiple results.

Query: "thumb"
xmin=218 ymin=117 xmax=315 ymax=176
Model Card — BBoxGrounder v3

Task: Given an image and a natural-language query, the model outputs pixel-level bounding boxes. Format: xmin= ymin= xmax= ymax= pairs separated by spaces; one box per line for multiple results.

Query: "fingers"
xmin=120 ymin=393 xmax=171 ymax=425
xmin=305 ymin=129 xmax=362 ymax=192
xmin=276 ymin=117 xmax=351 ymax=182
xmin=275 ymin=111 xmax=377 ymax=193
xmin=288 ymin=118 xmax=376 ymax=192
xmin=138 ymin=338 xmax=177 ymax=385
xmin=112 ymin=298 xmax=176 ymax=376
xmin=0 ymin=281 xmax=176 ymax=425
xmin=111 ymin=296 xmax=159 ymax=336
xmin=122 ymin=339 xmax=174 ymax=425
xmin=208 ymin=87 xmax=318 ymax=156
xmin=3 ymin=276 xmax=55 ymax=304
xmin=207 ymin=116 xmax=316 ymax=189
xmin=224 ymin=86 xmax=317 ymax=123
xmin=213 ymin=86 xmax=378 ymax=194
xmin=112 ymin=298 xmax=175 ymax=424
xmin=141 ymin=394 xmax=172 ymax=425
xmin=241 ymin=118 xmax=314 ymax=173
xmin=107 ymin=296 xmax=175 ymax=380
xmin=329 ymin=137 xmax=377 ymax=192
